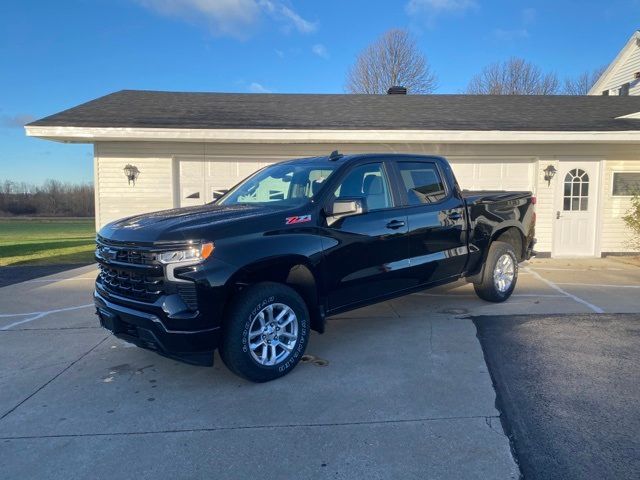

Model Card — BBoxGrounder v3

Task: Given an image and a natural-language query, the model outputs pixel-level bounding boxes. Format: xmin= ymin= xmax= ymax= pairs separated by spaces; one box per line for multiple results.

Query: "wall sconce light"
xmin=123 ymin=164 xmax=140 ymax=186
xmin=543 ymin=165 xmax=557 ymax=186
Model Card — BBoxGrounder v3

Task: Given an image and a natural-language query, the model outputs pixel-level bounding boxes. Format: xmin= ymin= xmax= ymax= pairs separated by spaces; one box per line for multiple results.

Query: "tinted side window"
xmin=333 ymin=163 xmax=393 ymax=210
xmin=398 ymin=162 xmax=447 ymax=205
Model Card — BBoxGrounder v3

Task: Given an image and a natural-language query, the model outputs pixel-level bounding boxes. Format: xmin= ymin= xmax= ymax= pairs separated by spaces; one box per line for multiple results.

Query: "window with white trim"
xmin=563 ymin=169 xmax=589 ymax=211
xmin=612 ymin=172 xmax=640 ymax=196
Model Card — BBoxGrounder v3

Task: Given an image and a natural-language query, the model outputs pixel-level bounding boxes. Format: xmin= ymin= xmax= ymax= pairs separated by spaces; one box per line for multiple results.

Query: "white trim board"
xmin=24 ymin=126 xmax=640 ymax=144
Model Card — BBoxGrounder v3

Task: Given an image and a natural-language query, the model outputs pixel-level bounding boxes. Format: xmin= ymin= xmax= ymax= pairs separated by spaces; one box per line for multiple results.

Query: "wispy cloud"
xmin=274 ymin=48 xmax=285 ymax=58
xmin=492 ymin=7 xmax=536 ymax=42
xmin=406 ymin=0 xmax=477 ymax=15
xmin=135 ymin=0 xmax=316 ymax=38
xmin=260 ymin=1 xmax=317 ymax=33
xmin=135 ymin=0 xmax=259 ymax=37
xmin=311 ymin=43 xmax=329 ymax=59
xmin=1 ymin=113 xmax=35 ymax=128
xmin=248 ymin=82 xmax=273 ymax=93
xmin=493 ymin=28 xmax=529 ymax=41
xmin=522 ymin=7 xmax=536 ymax=25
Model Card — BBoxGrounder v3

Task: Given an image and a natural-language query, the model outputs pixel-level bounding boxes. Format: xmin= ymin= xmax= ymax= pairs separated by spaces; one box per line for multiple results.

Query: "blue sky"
xmin=1 ymin=0 xmax=638 ymax=184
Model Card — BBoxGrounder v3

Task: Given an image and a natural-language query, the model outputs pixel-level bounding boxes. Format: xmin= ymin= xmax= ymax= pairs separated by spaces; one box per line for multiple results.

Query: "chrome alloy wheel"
xmin=247 ymin=303 xmax=299 ymax=366
xmin=493 ymin=253 xmax=516 ymax=293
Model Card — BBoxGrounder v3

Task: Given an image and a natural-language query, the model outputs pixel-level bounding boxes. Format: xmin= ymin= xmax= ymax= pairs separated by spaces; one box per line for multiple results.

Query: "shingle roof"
xmin=27 ymin=89 xmax=640 ymax=132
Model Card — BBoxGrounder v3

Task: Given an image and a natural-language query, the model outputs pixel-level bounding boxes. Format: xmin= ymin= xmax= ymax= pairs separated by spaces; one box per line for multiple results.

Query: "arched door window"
xmin=563 ymin=169 xmax=589 ymax=211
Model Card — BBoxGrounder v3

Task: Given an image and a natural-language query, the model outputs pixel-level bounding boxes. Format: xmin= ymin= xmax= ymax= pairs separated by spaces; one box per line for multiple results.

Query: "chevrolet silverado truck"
xmin=95 ymin=153 xmax=535 ymax=382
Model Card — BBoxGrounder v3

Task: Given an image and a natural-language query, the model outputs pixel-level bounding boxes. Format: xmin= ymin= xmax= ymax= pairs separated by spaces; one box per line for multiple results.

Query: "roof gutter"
xmin=25 ymin=125 xmax=640 ymax=144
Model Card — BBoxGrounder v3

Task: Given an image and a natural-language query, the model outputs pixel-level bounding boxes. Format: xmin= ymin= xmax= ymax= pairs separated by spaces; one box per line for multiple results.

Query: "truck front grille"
xmin=98 ymin=264 xmax=164 ymax=303
xmin=95 ymin=237 xmax=199 ymax=311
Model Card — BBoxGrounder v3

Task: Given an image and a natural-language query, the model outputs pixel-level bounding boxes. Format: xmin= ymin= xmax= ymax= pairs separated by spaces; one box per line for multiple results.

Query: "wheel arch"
xmin=492 ymin=225 xmax=526 ymax=261
xmin=466 ymin=224 xmax=525 ymax=283
xmin=227 ymin=255 xmax=325 ymax=333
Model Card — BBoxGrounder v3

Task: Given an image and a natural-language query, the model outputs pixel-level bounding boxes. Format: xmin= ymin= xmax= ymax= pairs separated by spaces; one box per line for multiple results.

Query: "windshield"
xmin=218 ymin=162 xmax=336 ymax=207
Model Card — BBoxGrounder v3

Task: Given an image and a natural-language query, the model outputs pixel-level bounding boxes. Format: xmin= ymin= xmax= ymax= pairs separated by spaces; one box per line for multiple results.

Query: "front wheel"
xmin=473 ymin=241 xmax=518 ymax=302
xmin=219 ymin=282 xmax=310 ymax=382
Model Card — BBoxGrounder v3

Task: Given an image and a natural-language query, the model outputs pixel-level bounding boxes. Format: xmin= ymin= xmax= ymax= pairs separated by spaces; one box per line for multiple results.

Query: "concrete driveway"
xmin=1 ymin=258 xmax=639 ymax=479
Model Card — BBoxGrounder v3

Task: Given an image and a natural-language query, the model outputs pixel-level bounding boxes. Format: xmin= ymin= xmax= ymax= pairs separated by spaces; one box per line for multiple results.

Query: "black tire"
xmin=473 ymin=241 xmax=519 ymax=302
xmin=219 ymin=282 xmax=310 ymax=382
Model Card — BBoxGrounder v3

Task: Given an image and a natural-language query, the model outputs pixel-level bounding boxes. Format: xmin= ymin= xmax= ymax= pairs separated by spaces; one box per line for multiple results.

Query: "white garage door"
xmin=178 ymin=157 xmax=286 ymax=207
xmin=449 ymin=158 xmax=536 ymax=192
xmin=177 ymin=156 xmax=537 ymax=207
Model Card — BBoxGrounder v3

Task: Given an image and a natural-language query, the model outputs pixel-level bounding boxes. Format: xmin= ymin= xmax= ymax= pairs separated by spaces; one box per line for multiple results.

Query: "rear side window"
xmin=397 ymin=162 xmax=447 ymax=205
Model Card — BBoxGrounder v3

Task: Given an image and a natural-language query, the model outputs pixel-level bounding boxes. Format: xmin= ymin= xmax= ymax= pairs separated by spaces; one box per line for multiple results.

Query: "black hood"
xmin=98 ymin=203 xmax=294 ymax=244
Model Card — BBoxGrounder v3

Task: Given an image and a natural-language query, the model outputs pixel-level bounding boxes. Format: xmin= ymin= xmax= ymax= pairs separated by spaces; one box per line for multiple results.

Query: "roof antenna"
xmin=329 ymin=150 xmax=343 ymax=161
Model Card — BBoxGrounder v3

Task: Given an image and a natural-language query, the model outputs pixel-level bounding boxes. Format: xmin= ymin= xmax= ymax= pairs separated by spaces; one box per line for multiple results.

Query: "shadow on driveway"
xmin=474 ymin=314 xmax=640 ymax=480
xmin=0 ymin=263 xmax=94 ymax=288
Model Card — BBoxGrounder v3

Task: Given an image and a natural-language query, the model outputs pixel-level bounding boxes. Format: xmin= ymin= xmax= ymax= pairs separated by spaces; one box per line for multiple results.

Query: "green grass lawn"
xmin=0 ymin=218 xmax=96 ymax=267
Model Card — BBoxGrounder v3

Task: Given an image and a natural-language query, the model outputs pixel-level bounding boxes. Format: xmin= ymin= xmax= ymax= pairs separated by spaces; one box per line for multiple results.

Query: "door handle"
xmin=386 ymin=219 xmax=406 ymax=230
xmin=448 ymin=212 xmax=463 ymax=221
xmin=556 ymin=211 xmax=561 ymax=219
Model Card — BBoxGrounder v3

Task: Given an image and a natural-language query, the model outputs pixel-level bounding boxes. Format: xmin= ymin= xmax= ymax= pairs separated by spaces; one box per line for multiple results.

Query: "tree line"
xmin=0 ymin=180 xmax=94 ymax=217
xmin=346 ymin=29 xmax=605 ymax=95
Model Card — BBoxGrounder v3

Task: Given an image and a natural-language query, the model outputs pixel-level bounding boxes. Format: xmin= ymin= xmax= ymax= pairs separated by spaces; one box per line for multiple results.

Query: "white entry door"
xmin=552 ymin=161 xmax=600 ymax=257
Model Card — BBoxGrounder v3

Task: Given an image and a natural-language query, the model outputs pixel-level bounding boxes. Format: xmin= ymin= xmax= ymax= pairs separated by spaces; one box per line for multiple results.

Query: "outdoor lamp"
xmin=123 ymin=164 xmax=140 ymax=186
xmin=543 ymin=165 xmax=557 ymax=186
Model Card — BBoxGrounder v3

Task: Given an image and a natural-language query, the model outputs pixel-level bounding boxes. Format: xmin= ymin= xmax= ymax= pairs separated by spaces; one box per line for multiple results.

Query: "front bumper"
xmin=94 ymin=290 xmax=220 ymax=366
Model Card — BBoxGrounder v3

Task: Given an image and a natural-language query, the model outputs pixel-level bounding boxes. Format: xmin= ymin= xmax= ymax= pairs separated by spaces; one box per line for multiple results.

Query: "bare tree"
xmin=563 ymin=66 xmax=607 ymax=95
xmin=0 ymin=180 xmax=94 ymax=217
xmin=466 ymin=57 xmax=559 ymax=95
xmin=345 ymin=29 xmax=437 ymax=94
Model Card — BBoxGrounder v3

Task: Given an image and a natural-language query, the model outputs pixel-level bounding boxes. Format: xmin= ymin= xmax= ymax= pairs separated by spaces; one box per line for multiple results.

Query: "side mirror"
xmin=327 ymin=197 xmax=367 ymax=225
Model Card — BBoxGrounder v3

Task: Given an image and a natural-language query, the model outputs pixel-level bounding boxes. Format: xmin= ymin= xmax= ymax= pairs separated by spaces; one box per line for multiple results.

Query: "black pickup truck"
xmin=95 ymin=153 xmax=535 ymax=382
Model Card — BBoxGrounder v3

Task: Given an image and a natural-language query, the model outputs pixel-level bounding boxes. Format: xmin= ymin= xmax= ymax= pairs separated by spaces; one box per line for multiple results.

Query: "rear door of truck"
xmin=389 ymin=158 xmax=468 ymax=286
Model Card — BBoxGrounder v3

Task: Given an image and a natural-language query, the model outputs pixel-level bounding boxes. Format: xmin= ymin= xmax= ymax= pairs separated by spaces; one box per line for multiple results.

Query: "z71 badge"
xmin=285 ymin=215 xmax=312 ymax=225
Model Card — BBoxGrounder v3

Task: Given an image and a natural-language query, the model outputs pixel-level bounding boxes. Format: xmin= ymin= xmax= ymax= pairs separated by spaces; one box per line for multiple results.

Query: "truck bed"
xmin=461 ymin=190 xmax=532 ymax=204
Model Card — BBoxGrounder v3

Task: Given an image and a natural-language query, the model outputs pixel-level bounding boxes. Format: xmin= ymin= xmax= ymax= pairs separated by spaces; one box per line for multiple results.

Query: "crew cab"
xmin=94 ymin=153 xmax=535 ymax=382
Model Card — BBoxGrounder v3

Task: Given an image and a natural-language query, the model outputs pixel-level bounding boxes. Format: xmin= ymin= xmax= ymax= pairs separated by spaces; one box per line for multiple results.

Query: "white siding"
xmin=95 ymin=142 xmax=178 ymax=227
xmin=595 ymin=37 xmax=640 ymax=95
xmin=534 ymin=159 xmax=558 ymax=253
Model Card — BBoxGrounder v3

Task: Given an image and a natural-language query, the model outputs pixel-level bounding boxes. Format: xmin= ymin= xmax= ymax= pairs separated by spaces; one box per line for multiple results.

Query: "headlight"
xmin=158 ymin=242 xmax=214 ymax=264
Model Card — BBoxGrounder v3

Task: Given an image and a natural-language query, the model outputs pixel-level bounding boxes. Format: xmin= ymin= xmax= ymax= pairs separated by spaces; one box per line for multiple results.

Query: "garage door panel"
xmin=206 ymin=160 xmax=236 ymax=179
xmin=450 ymin=159 xmax=535 ymax=191
xmin=178 ymin=157 xmax=281 ymax=207
xmin=179 ymin=161 xmax=205 ymax=207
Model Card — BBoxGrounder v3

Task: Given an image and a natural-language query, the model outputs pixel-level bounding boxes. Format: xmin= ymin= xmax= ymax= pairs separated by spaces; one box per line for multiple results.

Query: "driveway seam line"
xmin=0 ymin=414 xmax=500 ymax=440
xmin=0 ymin=304 xmax=94 ymax=331
xmin=0 ymin=326 xmax=101 ymax=332
xmin=524 ymin=267 xmax=604 ymax=313
xmin=0 ymin=335 xmax=109 ymax=422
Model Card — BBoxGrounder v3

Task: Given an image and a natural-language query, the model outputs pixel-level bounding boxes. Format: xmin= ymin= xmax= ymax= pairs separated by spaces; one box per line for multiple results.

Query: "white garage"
xmin=176 ymin=155 xmax=537 ymax=207
xmin=25 ymin=90 xmax=640 ymax=257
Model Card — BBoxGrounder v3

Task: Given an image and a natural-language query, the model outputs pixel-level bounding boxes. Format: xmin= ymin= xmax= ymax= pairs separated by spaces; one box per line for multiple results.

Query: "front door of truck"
xmin=321 ymin=161 xmax=411 ymax=311
xmin=392 ymin=160 xmax=468 ymax=285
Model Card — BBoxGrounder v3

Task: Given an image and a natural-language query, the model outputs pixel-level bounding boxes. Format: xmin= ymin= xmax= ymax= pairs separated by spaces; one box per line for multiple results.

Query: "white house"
xmin=26 ymin=90 xmax=640 ymax=258
xmin=590 ymin=30 xmax=640 ymax=96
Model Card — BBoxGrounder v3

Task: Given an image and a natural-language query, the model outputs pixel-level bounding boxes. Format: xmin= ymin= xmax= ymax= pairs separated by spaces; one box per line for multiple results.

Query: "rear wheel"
xmin=219 ymin=282 xmax=310 ymax=382
xmin=473 ymin=241 xmax=518 ymax=302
